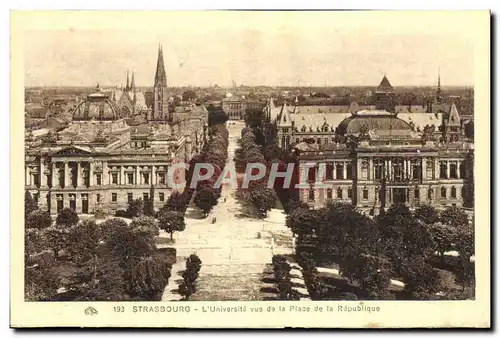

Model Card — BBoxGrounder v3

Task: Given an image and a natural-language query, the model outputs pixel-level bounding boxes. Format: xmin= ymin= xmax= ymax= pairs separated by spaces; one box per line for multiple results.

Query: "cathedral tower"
xmin=152 ymin=45 xmax=169 ymax=121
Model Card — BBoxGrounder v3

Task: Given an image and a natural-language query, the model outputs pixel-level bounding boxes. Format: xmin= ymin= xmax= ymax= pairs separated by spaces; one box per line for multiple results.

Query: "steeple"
xmin=131 ymin=72 xmax=136 ymax=90
xmin=154 ymin=44 xmax=167 ymax=87
xmin=126 ymin=70 xmax=130 ymax=91
xmin=436 ymin=68 xmax=443 ymax=104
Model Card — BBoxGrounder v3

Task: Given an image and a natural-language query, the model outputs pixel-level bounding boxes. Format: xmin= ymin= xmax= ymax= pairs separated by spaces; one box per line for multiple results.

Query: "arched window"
xmin=428 ymin=187 xmax=434 ymax=200
xmin=441 ymin=187 xmax=447 ymax=198
xmin=308 ymin=188 xmax=315 ymax=202
xmin=326 ymin=188 xmax=332 ymax=200
xmin=451 ymin=186 xmax=457 ymax=199
xmin=337 ymin=187 xmax=343 ymax=199
xmin=347 ymin=187 xmax=353 ymax=199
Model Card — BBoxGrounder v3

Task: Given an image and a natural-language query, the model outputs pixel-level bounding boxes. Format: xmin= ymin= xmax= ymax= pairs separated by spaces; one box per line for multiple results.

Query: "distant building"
xmin=266 ymin=75 xmax=474 ymax=211
xmin=25 ymin=46 xmax=208 ymax=215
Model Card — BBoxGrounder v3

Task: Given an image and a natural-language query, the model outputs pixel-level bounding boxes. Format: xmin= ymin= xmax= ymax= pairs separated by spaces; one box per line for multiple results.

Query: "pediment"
xmin=51 ymin=146 xmax=93 ymax=157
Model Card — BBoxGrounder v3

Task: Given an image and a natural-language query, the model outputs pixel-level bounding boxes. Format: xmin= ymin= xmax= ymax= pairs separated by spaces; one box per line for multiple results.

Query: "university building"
xmin=24 ymin=45 xmax=208 ymax=215
xmin=266 ymin=75 xmax=474 ymax=211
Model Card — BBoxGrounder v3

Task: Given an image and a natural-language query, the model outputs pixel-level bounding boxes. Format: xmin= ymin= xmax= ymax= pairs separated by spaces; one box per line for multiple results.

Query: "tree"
xmin=44 ymin=227 xmax=70 ymax=259
xmin=99 ymin=218 xmax=128 ymax=242
xmin=164 ymin=191 xmax=187 ymax=213
xmin=25 ymin=210 xmax=52 ymax=229
xmin=194 ymin=187 xmax=218 ymax=217
xmin=248 ymin=186 xmax=277 ymax=218
xmin=286 ymin=207 xmax=318 ymax=237
xmin=400 ymin=256 xmax=440 ymax=300
xmin=127 ymin=256 xmax=171 ymax=300
xmin=179 ymin=254 xmax=202 ymax=300
xmin=207 ymin=104 xmax=229 ymax=126
xmin=66 ymin=220 xmax=102 ymax=264
xmin=25 ymin=228 xmax=46 ymax=262
xmin=126 ymin=198 xmax=144 ymax=218
xmin=55 ymin=208 xmax=79 ymax=228
xmin=428 ymin=222 xmax=456 ymax=261
xmin=25 ymin=190 xmax=38 ymax=219
xmin=414 ymin=204 xmax=440 ymax=225
xmin=130 ymin=216 xmax=160 ymax=238
xmin=158 ymin=210 xmax=186 ymax=240
xmin=144 ymin=185 xmax=155 ymax=217
xmin=182 ymin=90 xmax=197 ymax=102
xmin=440 ymin=206 xmax=469 ymax=228
xmin=25 ymin=265 xmax=61 ymax=301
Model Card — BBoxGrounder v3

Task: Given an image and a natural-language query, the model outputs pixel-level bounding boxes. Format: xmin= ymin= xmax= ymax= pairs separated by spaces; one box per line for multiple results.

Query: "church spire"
xmin=126 ymin=70 xmax=130 ymax=91
xmin=131 ymin=72 xmax=136 ymax=90
xmin=436 ymin=68 xmax=443 ymax=104
xmin=154 ymin=44 xmax=167 ymax=87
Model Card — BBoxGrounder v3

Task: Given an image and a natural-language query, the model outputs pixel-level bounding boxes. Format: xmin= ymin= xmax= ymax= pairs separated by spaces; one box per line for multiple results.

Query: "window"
xmin=159 ymin=192 xmax=165 ymax=202
xmin=346 ymin=164 xmax=353 ymax=180
xmin=428 ymin=188 xmax=433 ymax=200
xmin=143 ymin=193 xmax=149 ymax=201
xmin=336 ymin=164 xmax=344 ymax=180
xmin=337 ymin=187 xmax=343 ymax=199
xmin=96 ymin=173 xmax=102 ymax=185
xmin=127 ymin=173 xmax=134 ymax=185
xmin=440 ymin=162 xmax=448 ymax=179
xmin=361 ymin=161 xmax=369 ymax=179
xmin=393 ymin=159 xmax=403 ymax=181
xmin=317 ymin=138 xmax=321 ymax=145
xmin=374 ymin=160 xmax=383 ymax=180
xmin=326 ymin=188 xmax=332 ymax=199
xmin=441 ymin=187 xmax=447 ymax=198
xmin=450 ymin=162 xmax=458 ymax=179
xmin=308 ymin=188 xmax=315 ymax=202
xmin=143 ymin=173 xmax=150 ymax=185
xmin=347 ymin=187 xmax=352 ymax=199
xmin=158 ymin=173 xmax=166 ymax=185
xmin=296 ymin=138 xmax=300 ymax=144
xmin=96 ymin=194 xmax=101 ymax=203
xmin=412 ymin=161 xmax=421 ymax=180
xmin=326 ymin=163 xmax=333 ymax=180
xmin=127 ymin=193 xmax=133 ymax=203
xmin=414 ymin=188 xmax=420 ymax=200
xmin=451 ymin=186 xmax=457 ymax=199
xmin=459 ymin=162 xmax=465 ymax=178
xmin=362 ymin=188 xmax=369 ymax=200
xmin=461 ymin=186 xmax=466 ymax=200
xmin=111 ymin=173 xmax=118 ymax=185
xmin=111 ymin=193 xmax=117 ymax=202
xmin=426 ymin=160 xmax=434 ymax=179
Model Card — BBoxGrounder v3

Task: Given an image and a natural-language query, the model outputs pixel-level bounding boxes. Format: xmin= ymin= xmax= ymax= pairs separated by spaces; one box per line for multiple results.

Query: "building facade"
xmin=25 ymin=47 xmax=208 ymax=215
xmin=266 ymin=75 xmax=474 ymax=212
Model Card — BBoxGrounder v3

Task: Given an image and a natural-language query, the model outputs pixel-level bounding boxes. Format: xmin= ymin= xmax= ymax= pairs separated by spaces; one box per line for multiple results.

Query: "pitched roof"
xmin=397 ymin=112 xmax=443 ymax=131
xmin=376 ymin=75 xmax=394 ymax=93
xmin=447 ymin=102 xmax=461 ymax=126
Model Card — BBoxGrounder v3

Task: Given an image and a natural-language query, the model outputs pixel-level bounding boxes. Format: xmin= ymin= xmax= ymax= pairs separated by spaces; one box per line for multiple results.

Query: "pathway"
xmin=161 ymin=121 xmax=294 ymax=301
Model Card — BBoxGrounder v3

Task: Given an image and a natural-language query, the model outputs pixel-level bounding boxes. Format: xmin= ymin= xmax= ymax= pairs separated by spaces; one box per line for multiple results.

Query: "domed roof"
xmin=336 ymin=110 xmax=412 ymax=136
xmin=72 ymin=85 xmax=121 ymax=121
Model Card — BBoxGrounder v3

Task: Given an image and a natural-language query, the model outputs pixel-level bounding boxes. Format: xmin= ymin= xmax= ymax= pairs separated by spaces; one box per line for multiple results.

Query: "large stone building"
xmin=24 ymin=46 xmax=208 ymax=215
xmin=266 ymin=75 xmax=474 ymax=212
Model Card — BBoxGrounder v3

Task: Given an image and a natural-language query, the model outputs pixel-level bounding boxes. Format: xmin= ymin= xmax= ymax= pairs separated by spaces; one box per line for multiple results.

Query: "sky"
xmin=22 ymin=11 xmax=476 ymax=88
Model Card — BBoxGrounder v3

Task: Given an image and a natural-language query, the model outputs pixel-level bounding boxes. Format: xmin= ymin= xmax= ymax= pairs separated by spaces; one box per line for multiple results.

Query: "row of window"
xmin=110 ymin=192 xmax=166 ymax=203
xmin=307 ymin=186 xmax=464 ymax=202
xmin=108 ymin=172 xmax=167 ymax=185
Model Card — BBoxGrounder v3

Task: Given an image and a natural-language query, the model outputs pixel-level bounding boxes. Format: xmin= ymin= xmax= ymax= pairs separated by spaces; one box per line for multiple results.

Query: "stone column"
xmin=343 ymin=162 xmax=347 ymax=180
xmin=369 ymin=157 xmax=373 ymax=180
xmin=102 ymin=162 xmax=109 ymax=186
xmin=120 ymin=166 xmax=125 ymax=185
xmin=151 ymin=166 xmax=156 ymax=185
xmin=136 ymin=166 xmax=141 ymax=185
xmin=421 ymin=158 xmax=427 ymax=180
xmin=403 ymin=159 xmax=407 ymax=180
xmin=89 ymin=162 xmax=94 ymax=187
xmin=457 ymin=161 xmax=461 ymax=179
xmin=40 ymin=160 xmax=47 ymax=187
xmin=25 ymin=167 xmax=30 ymax=186
xmin=64 ymin=162 xmax=70 ymax=188
xmin=52 ymin=163 xmax=58 ymax=187
xmin=446 ymin=161 xmax=450 ymax=179
xmin=77 ymin=162 xmax=82 ymax=187
xmin=388 ymin=159 xmax=392 ymax=180
xmin=356 ymin=159 xmax=362 ymax=180
xmin=434 ymin=158 xmax=440 ymax=180
xmin=333 ymin=162 xmax=337 ymax=180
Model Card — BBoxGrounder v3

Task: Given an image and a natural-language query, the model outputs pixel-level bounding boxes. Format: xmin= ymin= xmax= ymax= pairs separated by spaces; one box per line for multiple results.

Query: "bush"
xmin=55 ymin=208 xmax=79 ymax=228
xmin=179 ymin=253 xmax=202 ymax=300
xmin=126 ymin=198 xmax=144 ymax=218
xmin=26 ymin=210 xmax=53 ymax=229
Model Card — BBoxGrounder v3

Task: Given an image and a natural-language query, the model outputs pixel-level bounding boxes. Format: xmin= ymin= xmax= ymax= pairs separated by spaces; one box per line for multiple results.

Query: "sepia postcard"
xmin=11 ymin=10 xmax=490 ymax=328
